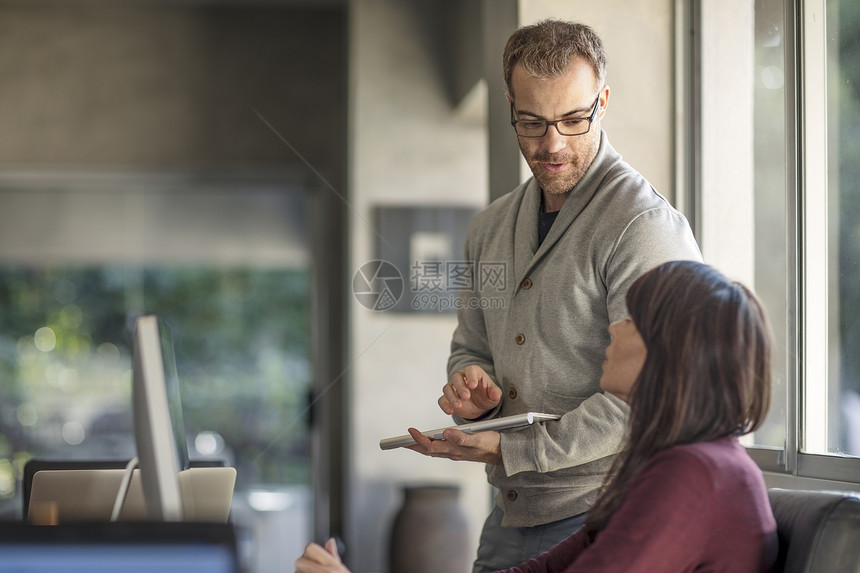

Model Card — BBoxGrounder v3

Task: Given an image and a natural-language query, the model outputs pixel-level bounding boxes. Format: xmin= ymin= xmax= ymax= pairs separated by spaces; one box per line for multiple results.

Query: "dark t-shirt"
xmin=538 ymin=209 xmax=559 ymax=246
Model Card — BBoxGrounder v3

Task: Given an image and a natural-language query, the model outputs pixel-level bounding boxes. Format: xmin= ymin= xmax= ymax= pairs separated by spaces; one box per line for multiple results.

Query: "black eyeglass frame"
xmin=509 ymin=94 xmax=601 ymax=138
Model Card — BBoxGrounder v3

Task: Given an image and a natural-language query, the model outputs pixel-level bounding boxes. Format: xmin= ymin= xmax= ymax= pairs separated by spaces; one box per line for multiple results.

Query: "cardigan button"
xmin=508 ymin=387 xmax=518 ymax=400
xmin=506 ymin=490 xmax=518 ymax=502
xmin=515 ymin=333 xmax=525 ymax=345
xmin=521 ymin=277 xmax=532 ymax=290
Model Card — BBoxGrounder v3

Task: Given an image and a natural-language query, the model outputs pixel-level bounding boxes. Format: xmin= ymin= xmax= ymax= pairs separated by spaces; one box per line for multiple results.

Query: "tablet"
xmin=379 ymin=412 xmax=560 ymax=450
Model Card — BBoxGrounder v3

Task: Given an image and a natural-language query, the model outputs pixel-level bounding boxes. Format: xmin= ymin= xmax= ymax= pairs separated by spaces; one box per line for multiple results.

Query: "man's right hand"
xmin=439 ymin=365 xmax=502 ymax=419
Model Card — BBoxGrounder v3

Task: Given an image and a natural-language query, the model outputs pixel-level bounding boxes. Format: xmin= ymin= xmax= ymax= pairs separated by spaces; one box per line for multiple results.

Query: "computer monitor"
xmin=132 ymin=315 xmax=191 ymax=522
xmin=24 ymin=316 xmax=236 ymax=525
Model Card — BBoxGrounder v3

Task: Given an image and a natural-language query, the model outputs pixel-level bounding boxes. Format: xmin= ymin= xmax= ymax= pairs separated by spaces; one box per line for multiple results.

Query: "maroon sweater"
xmin=499 ymin=438 xmax=777 ymax=573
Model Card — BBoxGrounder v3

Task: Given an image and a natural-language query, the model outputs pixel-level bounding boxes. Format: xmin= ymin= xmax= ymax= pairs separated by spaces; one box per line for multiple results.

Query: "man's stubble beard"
xmin=525 ymin=131 xmax=601 ymax=196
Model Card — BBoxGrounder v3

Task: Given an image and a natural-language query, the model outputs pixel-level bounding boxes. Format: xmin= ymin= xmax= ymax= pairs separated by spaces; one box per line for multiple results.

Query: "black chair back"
xmin=768 ymin=488 xmax=860 ymax=573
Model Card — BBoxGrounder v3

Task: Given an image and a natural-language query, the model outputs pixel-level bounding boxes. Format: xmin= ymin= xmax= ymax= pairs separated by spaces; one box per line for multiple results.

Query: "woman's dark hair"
xmin=585 ymin=260 xmax=773 ymax=533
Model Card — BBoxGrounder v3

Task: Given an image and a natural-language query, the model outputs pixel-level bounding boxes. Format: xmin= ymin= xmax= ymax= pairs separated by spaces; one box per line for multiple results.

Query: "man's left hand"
xmin=406 ymin=427 xmax=502 ymax=465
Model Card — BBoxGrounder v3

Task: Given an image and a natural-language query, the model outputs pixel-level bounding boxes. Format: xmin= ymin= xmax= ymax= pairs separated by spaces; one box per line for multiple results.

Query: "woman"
xmin=296 ymin=261 xmax=778 ymax=573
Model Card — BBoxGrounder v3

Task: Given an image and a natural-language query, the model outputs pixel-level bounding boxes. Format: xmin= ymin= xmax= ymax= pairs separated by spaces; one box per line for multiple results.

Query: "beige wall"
xmin=347 ymin=1 xmax=489 ymax=570
xmin=520 ymin=0 xmax=676 ymax=201
xmin=0 ymin=3 xmax=346 ymax=172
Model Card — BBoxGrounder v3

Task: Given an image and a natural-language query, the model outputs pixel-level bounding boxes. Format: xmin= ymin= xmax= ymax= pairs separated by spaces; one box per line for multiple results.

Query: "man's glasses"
xmin=510 ymin=95 xmax=601 ymax=138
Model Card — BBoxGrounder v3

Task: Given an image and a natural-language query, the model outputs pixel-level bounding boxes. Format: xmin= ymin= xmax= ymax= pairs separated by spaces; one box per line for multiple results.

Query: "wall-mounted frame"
xmin=374 ymin=205 xmax=479 ymax=314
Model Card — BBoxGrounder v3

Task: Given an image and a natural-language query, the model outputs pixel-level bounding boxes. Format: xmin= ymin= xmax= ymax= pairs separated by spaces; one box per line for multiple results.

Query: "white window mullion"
xmin=699 ymin=0 xmax=755 ymax=285
xmin=801 ymin=0 xmax=829 ymax=454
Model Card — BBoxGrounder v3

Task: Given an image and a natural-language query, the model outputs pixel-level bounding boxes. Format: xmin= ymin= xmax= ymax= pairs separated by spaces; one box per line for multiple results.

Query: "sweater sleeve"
xmin=447 ymin=226 xmax=498 ymax=382
xmin=604 ymin=206 xmax=702 ymax=323
xmin=500 ymin=391 xmax=628 ymax=476
xmin=447 ymin=295 xmax=495 ymax=380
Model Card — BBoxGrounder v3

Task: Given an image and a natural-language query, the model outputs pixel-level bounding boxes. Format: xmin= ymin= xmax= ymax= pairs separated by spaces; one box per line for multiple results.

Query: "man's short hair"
xmin=503 ymin=19 xmax=607 ymax=99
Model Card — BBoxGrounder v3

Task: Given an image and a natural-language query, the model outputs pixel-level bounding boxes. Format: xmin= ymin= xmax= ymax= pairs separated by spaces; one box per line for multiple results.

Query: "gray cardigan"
xmin=448 ymin=132 xmax=702 ymax=527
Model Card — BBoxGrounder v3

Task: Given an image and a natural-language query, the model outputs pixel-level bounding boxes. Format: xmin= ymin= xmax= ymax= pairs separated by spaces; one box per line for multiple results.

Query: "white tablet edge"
xmin=379 ymin=412 xmax=560 ymax=450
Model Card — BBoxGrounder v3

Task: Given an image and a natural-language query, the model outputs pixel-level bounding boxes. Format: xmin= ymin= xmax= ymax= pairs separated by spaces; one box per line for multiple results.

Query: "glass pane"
xmin=0 ymin=265 xmax=311 ymax=480
xmin=753 ymin=0 xmax=789 ymax=448
xmin=826 ymin=0 xmax=860 ymax=456
xmin=0 ymin=173 xmax=314 ymax=569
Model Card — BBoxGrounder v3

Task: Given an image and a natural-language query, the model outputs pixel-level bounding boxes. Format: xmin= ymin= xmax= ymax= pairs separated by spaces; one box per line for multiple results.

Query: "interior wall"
xmin=0 ymin=1 xmax=346 ymax=174
xmin=519 ymin=0 xmax=677 ymax=203
xmin=348 ymin=0 xmax=490 ymax=570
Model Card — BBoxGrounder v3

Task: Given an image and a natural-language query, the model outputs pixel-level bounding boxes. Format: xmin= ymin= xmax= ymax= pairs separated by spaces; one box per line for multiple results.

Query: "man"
xmin=406 ymin=19 xmax=702 ymax=572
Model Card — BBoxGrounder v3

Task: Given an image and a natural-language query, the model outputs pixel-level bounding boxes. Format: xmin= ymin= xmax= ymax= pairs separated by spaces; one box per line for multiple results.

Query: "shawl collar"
xmin=512 ymin=131 xmax=618 ymax=284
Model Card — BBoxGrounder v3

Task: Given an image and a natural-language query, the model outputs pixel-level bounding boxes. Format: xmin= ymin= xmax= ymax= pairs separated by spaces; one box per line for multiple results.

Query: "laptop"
xmin=26 ymin=463 xmax=236 ymax=524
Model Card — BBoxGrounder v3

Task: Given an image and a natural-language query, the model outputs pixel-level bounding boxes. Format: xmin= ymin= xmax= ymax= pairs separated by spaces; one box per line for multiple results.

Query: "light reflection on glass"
xmin=761 ymin=65 xmax=784 ymax=89
xmin=61 ymin=421 xmax=85 ymax=445
xmin=97 ymin=342 xmax=121 ymax=363
xmin=33 ymin=327 xmax=56 ymax=352
xmin=16 ymin=337 xmax=36 ymax=362
xmin=59 ymin=304 xmax=83 ymax=329
xmin=56 ymin=366 xmax=79 ymax=393
xmin=195 ymin=431 xmax=225 ymax=456
xmin=53 ymin=277 xmax=77 ymax=304
xmin=16 ymin=403 xmax=38 ymax=427
xmin=0 ymin=460 xmax=15 ymax=497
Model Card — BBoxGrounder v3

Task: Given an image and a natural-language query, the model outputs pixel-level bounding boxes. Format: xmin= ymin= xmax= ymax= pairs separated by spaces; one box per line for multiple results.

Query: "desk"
xmin=0 ymin=521 xmax=240 ymax=573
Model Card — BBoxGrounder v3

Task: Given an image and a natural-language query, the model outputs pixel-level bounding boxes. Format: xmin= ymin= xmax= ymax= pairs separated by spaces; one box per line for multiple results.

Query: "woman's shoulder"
xmin=646 ymin=439 xmax=754 ymax=478
xmin=657 ymin=436 xmax=743 ymax=457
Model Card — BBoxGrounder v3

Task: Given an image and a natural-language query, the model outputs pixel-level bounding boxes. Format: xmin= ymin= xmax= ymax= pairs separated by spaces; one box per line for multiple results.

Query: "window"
xmin=801 ymin=0 xmax=860 ymax=459
xmin=0 ymin=170 xmax=316 ymax=568
xmin=699 ymin=0 xmax=860 ymax=486
xmin=753 ymin=0 xmax=789 ymax=452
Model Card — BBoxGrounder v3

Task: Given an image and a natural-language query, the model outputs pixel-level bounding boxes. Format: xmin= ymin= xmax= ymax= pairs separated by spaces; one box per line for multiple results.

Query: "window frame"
xmin=0 ymin=164 xmax=349 ymax=542
xmin=690 ymin=0 xmax=860 ymax=489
